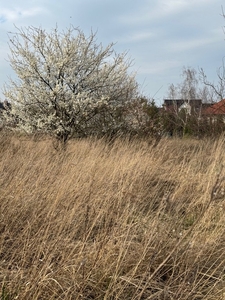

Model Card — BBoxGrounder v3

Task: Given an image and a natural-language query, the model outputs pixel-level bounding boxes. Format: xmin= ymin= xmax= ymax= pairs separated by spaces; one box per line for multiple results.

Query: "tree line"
xmin=1 ymin=25 xmax=225 ymax=142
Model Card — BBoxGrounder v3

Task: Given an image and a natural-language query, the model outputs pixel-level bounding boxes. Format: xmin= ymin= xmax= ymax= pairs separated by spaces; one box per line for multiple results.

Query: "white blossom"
xmin=4 ymin=25 xmax=139 ymax=141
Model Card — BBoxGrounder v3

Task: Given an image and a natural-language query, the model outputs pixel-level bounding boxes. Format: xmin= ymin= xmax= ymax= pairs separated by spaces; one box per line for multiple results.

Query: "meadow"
xmin=1 ymin=132 xmax=225 ymax=299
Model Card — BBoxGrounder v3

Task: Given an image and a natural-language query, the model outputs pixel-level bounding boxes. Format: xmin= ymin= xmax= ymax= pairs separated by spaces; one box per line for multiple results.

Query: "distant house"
xmin=202 ymin=99 xmax=225 ymax=125
xmin=161 ymin=98 xmax=225 ymax=136
xmin=163 ymin=99 xmax=204 ymax=115
xmin=203 ymin=99 xmax=225 ymax=116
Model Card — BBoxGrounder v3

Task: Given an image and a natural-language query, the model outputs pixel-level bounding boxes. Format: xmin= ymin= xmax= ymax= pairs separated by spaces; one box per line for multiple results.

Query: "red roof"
xmin=204 ymin=99 xmax=225 ymax=115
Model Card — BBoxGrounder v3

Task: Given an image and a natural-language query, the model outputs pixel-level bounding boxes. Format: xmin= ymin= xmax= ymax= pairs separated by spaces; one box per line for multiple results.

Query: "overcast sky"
xmin=0 ymin=0 xmax=224 ymax=105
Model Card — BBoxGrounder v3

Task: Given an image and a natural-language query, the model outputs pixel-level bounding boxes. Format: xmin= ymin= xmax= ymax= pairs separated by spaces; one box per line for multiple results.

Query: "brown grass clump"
xmin=1 ymin=133 xmax=225 ymax=299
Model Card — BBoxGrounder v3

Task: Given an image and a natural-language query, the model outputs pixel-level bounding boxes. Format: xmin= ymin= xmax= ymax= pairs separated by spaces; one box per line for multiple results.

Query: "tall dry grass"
xmin=1 ymin=132 xmax=225 ymax=299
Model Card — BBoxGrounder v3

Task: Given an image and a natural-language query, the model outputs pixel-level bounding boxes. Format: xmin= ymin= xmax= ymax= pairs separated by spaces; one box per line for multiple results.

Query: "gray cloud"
xmin=0 ymin=0 xmax=224 ymax=103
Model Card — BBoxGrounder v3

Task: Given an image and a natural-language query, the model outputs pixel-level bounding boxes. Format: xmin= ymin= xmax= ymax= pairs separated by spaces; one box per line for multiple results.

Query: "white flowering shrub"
xmin=125 ymin=97 xmax=162 ymax=137
xmin=3 ymin=26 xmax=139 ymax=141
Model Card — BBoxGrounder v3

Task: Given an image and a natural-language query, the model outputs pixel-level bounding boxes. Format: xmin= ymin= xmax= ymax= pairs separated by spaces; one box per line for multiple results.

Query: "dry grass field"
xmin=1 ymin=132 xmax=225 ymax=299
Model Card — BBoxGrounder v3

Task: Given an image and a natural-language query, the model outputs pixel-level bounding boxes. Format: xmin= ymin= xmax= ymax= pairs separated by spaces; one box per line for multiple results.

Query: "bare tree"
xmin=180 ymin=67 xmax=199 ymax=100
xmin=167 ymin=67 xmax=200 ymax=101
xmin=198 ymin=7 xmax=225 ymax=101
xmin=3 ymin=26 xmax=139 ymax=142
xmin=165 ymin=67 xmax=203 ymax=137
xmin=167 ymin=83 xmax=178 ymax=100
xmin=199 ymin=64 xmax=225 ymax=101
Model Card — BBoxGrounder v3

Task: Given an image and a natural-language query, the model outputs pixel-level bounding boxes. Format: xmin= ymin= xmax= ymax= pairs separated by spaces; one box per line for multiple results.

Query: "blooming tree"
xmin=4 ymin=26 xmax=139 ymax=141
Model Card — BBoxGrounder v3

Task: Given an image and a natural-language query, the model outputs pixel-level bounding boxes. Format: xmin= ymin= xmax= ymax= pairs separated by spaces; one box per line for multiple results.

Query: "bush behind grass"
xmin=1 ymin=133 xmax=225 ymax=299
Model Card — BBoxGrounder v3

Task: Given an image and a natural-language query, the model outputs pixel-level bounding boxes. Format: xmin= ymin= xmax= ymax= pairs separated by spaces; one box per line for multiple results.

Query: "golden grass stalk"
xmin=1 ymin=133 xmax=225 ymax=299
